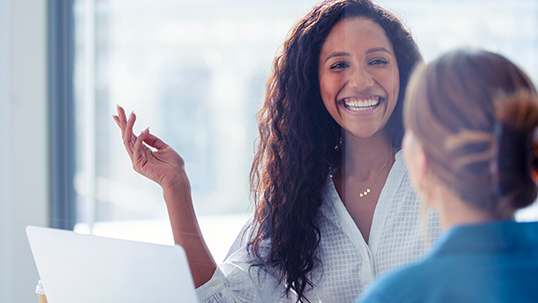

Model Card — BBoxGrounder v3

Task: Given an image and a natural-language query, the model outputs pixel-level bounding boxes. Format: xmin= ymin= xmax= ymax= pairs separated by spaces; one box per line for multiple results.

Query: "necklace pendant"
xmin=346 ymin=147 xmax=395 ymax=199
xmin=359 ymin=189 xmax=370 ymax=198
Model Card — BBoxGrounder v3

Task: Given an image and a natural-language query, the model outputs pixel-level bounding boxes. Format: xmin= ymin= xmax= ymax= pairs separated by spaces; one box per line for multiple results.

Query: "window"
xmin=72 ymin=0 xmax=318 ymax=261
xmin=69 ymin=0 xmax=538 ymax=262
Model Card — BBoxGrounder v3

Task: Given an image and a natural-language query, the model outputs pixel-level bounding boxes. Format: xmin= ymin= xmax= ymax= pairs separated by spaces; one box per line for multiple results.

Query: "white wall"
xmin=0 ymin=0 xmax=49 ymax=302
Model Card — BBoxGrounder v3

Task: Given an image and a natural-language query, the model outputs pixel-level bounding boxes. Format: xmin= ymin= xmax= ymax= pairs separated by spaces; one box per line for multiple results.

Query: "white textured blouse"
xmin=196 ymin=151 xmax=441 ymax=303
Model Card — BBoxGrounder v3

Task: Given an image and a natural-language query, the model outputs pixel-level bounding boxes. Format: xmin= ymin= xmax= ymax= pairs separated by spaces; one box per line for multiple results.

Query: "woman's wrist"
xmin=160 ymin=170 xmax=191 ymax=194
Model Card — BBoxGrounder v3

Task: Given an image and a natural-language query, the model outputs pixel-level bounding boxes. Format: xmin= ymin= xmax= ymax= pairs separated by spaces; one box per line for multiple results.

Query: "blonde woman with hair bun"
xmin=359 ymin=49 xmax=538 ymax=302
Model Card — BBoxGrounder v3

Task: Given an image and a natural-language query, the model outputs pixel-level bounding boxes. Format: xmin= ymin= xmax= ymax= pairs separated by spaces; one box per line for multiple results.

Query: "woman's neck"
xmin=431 ymin=185 xmax=501 ymax=231
xmin=341 ymin=131 xmax=394 ymax=180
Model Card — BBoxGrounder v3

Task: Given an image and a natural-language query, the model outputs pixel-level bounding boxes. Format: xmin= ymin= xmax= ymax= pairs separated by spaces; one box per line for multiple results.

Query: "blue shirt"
xmin=359 ymin=221 xmax=538 ymax=303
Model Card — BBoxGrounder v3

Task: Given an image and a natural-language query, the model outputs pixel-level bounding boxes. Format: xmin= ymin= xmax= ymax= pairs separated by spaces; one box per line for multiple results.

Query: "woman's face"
xmin=318 ymin=17 xmax=400 ymax=139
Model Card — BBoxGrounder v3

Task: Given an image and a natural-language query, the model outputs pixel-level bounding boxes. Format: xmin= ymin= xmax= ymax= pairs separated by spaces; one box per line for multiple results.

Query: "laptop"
xmin=26 ymin=225 xmax=199 ymax=303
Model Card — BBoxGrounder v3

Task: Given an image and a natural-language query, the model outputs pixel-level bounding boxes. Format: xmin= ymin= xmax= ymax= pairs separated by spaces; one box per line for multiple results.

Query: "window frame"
xmin=48 ymin=0 xmax=77 ymax=230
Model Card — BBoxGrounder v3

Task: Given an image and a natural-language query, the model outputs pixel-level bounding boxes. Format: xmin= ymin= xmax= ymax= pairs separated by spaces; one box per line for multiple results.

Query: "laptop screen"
xmin=26 ymin=225 xmax=199 ymax=303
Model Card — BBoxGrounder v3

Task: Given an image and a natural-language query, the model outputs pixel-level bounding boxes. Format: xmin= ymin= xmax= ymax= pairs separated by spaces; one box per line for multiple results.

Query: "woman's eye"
xmin=369 ymin=59 xmax=388 ymax=65
xmin=330 ymin=62 xmax=349 ymax=69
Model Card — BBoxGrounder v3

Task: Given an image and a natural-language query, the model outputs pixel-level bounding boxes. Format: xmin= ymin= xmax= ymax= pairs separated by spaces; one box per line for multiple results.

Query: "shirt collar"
xmin=429 ymin=220 xmax=538 ymax=258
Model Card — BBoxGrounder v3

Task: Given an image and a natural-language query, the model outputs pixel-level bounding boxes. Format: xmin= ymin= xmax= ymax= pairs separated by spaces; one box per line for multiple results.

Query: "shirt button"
xmin=212 ymin=280 xmax=220 ymax=287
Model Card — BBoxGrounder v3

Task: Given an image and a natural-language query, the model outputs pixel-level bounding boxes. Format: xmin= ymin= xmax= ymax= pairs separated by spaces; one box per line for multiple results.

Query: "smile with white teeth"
xmin=342 ymin=96 xmax=381 ymax=111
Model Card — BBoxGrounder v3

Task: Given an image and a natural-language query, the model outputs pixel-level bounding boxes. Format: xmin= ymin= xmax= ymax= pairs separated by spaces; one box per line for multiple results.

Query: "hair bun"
xmin=496 ymin=90 xmax=538 ymax=131
xmin=494 ymin=90 xmax=538 ymax=210
xmin=532 ymin=141 xmax=538 ymax=182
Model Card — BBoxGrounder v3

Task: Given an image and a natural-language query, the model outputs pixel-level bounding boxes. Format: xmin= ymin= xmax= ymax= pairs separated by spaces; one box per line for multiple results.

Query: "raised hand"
xmin=113 ymin=105 xmax=186 ymax=190
xmin=113 ymin=105 xmax=216 ymax=287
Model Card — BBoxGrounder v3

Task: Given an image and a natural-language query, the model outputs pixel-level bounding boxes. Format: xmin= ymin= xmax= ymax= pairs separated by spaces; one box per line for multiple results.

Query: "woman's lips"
xmin=340 ymin=96 xmax=382 ymax=112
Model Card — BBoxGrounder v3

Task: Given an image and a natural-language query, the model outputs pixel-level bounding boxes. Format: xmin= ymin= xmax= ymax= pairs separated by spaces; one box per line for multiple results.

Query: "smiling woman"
xmin=318 ymin=16 xmax=402 ymax=241
xmin=113 ymin=0 xmax=440 ymax=302
xmin=27 ymin=0 xmax=538 ymax=302
xmin=318 ymin=17 xmax=400 ymax=142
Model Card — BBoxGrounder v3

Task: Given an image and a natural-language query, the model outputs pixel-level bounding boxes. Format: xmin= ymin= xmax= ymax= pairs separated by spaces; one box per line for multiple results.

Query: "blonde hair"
xmin=404 ymin=49 xmax=538 ymax=218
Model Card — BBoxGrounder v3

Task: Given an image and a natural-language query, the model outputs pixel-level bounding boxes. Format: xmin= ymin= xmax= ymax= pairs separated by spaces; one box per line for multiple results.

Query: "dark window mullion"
xmin=48 ymin=0 xmax=76 ymax=230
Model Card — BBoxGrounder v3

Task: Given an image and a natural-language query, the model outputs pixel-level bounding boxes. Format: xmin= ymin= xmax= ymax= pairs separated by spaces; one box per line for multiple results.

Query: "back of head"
xmin=404 ymin=49 xmax=538 ymax=218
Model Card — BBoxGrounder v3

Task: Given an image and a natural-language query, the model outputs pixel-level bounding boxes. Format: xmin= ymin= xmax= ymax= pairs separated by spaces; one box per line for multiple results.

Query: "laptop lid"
xmin=26 ymin=225 xmax=199 ymax=303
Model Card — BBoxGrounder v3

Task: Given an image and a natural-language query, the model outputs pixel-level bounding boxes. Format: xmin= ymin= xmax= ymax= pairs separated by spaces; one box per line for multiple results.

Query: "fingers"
xmin=117 ymin=105 xmax=127 ymax=122
xmin=143 ymin=133 xmax=169 ymax=151
xmin=115 ymin=105 xmax=129 ymax=139
xmin=123 ymin=111 xmax=137 ymax=156
xmin=132 ymin=127 xmax=151 ymax=171
xmin=115 ymin=104 xmax=137 ymax=156
xmin=114 ymin=105 xmax=154 ymax=167
xmin=112 ymin=114 xmax=120 ymax=126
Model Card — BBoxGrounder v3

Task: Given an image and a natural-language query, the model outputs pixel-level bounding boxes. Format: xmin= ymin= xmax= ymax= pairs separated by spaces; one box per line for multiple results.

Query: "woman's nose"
xmin=347 ymin=67 xmax=374 ymax=90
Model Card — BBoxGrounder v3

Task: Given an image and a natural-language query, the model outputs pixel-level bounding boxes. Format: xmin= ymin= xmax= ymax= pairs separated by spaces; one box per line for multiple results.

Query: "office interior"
xmin=1 ymin=1 xmax=537 ymax=302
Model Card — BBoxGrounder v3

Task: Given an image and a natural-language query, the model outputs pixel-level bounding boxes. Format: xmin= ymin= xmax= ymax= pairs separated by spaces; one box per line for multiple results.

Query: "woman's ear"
xmin=414 ymin=144 xmax=429 ymax=184
xmin=414 ymin=146 xmax=442 ymax=210
xmin=403 ymin=132 xmax=432 ymax=205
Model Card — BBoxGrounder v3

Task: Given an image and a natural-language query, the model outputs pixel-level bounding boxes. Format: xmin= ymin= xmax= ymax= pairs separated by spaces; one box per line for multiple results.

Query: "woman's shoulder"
xmin=389 ymin=149 xmax=408 ymax=180
xmin=379 ymin=148 xmax=418 ymax=201
xmin=360 ymin=257 xmax=445 ymax=302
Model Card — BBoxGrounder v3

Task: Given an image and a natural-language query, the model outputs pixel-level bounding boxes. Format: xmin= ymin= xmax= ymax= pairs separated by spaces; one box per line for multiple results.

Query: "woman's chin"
xmin=344 ymin=126 xmax=387 ymax=140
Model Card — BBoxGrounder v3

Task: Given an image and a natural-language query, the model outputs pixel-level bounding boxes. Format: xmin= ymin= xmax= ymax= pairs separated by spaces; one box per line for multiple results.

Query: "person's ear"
xmin=414 ymin=145 xmax=438 ymax=209
xmin=403 ymin=132 xmax=431 ymax=202
xmin=414 ymin=144 xmax=429 ymax=184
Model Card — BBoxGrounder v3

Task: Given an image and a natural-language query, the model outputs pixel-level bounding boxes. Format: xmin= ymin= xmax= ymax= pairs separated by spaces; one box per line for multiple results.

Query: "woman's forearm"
xmin=162 ymin=173 xmax=217 ymax=288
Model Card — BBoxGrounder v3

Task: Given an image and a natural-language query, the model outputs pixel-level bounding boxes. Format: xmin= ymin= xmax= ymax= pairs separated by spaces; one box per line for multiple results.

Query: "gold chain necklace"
xmin=347 ymin=148 xmax=394 ymax=198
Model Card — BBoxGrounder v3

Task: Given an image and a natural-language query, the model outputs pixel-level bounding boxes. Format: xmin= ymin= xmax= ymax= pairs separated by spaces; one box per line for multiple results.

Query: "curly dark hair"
xmin=248 ymin=0 xmax=422 ymax=301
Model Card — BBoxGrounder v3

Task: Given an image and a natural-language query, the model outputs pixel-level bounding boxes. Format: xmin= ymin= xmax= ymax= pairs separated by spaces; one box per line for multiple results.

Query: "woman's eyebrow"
xmin=366 ymin=47 xmax=392 ymax=55
xmin=324 ymin=51 xmax=350 ymax=63
xmin=324 ymin=47 xmax=393 ymax=63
